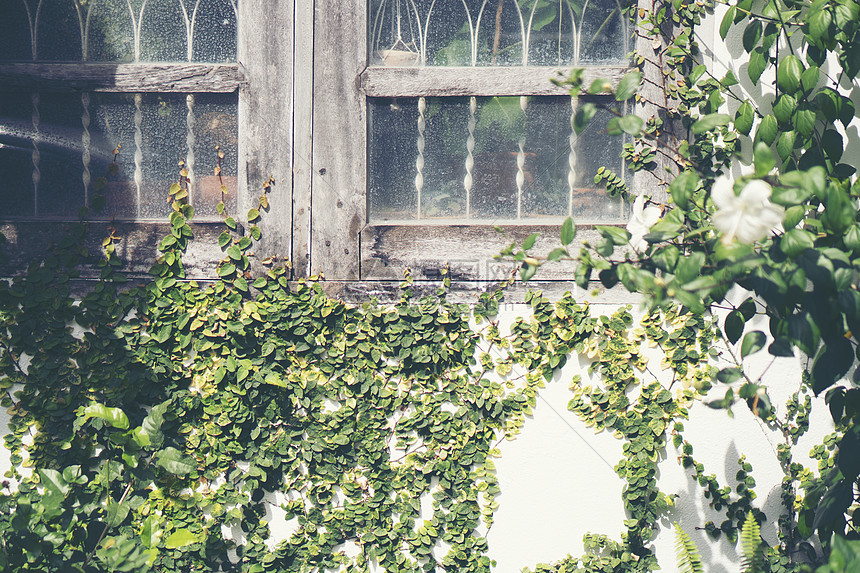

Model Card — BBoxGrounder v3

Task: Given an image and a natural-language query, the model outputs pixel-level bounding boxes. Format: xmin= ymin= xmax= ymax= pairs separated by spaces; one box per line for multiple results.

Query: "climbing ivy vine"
xmin=0 ymin=184 xmax=818 ymax=572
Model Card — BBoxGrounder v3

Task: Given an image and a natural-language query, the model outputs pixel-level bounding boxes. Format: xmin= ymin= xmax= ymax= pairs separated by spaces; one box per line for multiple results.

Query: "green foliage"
xmin=502 ymin=0 xmax=860 ymax=557
xmin=674 ymin=524 xmax=704 ymax=573
xmin=741 ymin=511 xmax=764 ymax=573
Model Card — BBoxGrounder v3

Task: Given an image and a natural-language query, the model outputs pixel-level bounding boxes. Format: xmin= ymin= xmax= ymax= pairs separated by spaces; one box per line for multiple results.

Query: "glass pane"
xmin=368 ymin=0 xmax=629 ymax=67
xmin=368 ymin=96 xmax=624 ymax=222
xmin=0 ymin=92 xmax=237 ymax=220
xmin=0 ymin=0 xmax=238 ymax=63
xmin=36 ymin=0 xmax=84 ymax=61
xmin=0 ymin=1 xmax=35 ymax=61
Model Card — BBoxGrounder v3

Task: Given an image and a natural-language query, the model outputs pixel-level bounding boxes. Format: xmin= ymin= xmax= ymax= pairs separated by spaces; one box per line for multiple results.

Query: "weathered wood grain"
xmin=360 ymin=66 xmax=632 ymax=97
xmin=360 ymin=223 xmax=624 ymax=281
xmin=291 ymin=0 xmax=315 ymax=278
xmin=0 ymin=221 xmax=227 ymax=279
xmin=0 ymin=63 xmax=242 ymax=93
xmin=237 ymin=1 xmax=294 ymax=272
xmin=311 ymin=0 xmax=366 ymax=280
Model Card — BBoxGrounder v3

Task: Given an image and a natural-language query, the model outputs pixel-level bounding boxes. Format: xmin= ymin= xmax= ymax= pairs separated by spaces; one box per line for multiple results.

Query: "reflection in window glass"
xmin=368 ymin=96 xmax=624 ymax=222
xmin=0 ymin=0 xmax=238 ymax=63
xmin=369 ymin=0 xmax=629 ymax=67
xmin=0 ymin=92 xmax=237 ymax=220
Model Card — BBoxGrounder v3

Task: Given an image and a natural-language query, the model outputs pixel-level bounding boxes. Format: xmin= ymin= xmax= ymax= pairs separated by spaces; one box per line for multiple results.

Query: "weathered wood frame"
xmin=310 ymin=0 xmax=656 ymax=283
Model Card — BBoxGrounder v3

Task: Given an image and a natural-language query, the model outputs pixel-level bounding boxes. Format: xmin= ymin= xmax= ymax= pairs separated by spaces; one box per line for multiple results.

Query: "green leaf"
xmin=838 ymin=426 xmax=860 ymax=480
xmin=717 ymin=367 xmax=744 ymax=384
xmin=218 ymin=263 xmax=237 ymax=278
xmin=844 ymin=224 xmax=860 ymax=252
xmin=742 ymin=20 xmax=762 ymax=52
xmin=79 ymin=403 xmax=130 ymax=430
xmin=105 ymin=501 xmax=131 ymax=528
xmin=669 ymin=172 xmax=699 ymax=210
xmin=573 ymin=103 xmax=597 ymax=134
xmin=813 ymin=479 xmax=852 ymax=531
xmin=247 ymin=208 xmax=261 ymax=222
xmin=755 ymin=115 xmax=778 ymax=145
xmin=523 ymin=232 xmax=539 ymax=250
xmin=783 ymin=205 xmax=806 ymax=228
xmin=800 ymin=66 xmax=820 ymax=95
xmin=596 ymin=225 xmax=631 ymax=246
xmin=140 ymin=515 xmax=164 ymax=549
xmin=226 ymin=245 xmax=243 ymax=261
xmin=777 ymin=55 xmax=803 ymax=94
xmin=588 ymin=78 xmax=613 ymax=94
xmin=39 ymin=469 xmax=70 ymax=512
xmin=768 ymin=338 xmax=794 ymax=357
xmin=724 ymin=310 xmax=745 ymax=344
xmin=794 ymin=107 xmax=816 ymax=137
xmin=821 ymin=129 xmax=844 ymax=162
xmin=652 ymin=245 xmax=679 ymax=272
xmin=547 ymin=247 xmax=568 ymax=261
xmin=155 ymin=447 xmax=195 ymax=476
xmin=164 ymin=529 xmax=199 ymax=549
xmin=809 ymin=7 xmax=832 ymax=43
xmin=264 ymin=372 xmax=287 ymax=388
xmin=788 ymin=311 xmax=820 ymax=355
xmin=753 ymin=142 xmax=775 ymax=177
xmin=689 ymin=64 xmax=707 ymax=84
xmin=615 ymin=70 xmax=641 ymax=101
xmin=811 ymin=337 xmax=852 ymax=395
xmin=734 ymin=101 xmax=755 ymax=136
xmin=218 ymin=231 xmax=231 ymax=248
xmin=720 ymin=6 xmax=736 ymax=39
xmin=780 ymin=228 xmax=814 ymax=257
xmin=772 ymin=94 xmax=796 ymax=125
xmin=692 ymin=113 xmax=731 ymax=134
xmin=776 ymin=130 xmax=797 ymax=161
xmin=740 ymin=331 xmax=766 ymax=358
xmin=609 ymin=115 xmax=644 ymax=136
xmin=721 ymin=70 xmax=739 ymax=88
xmin=748 ymin=47 xmax=768 ymax=85
xmin=675 ymin=251 xmax=705 ymax=283
xmin=560 ymin=217 xmax=576 ymax=246
xmin=818 ymin=88 xmax=842 ymax=122
xmin=520 ymin=262 xmax=538 ymax=282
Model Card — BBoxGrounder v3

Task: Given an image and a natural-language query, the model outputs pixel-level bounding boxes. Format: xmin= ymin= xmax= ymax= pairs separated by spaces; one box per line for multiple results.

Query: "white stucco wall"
xmin=484 ymin=295 xmax=830 ymax=572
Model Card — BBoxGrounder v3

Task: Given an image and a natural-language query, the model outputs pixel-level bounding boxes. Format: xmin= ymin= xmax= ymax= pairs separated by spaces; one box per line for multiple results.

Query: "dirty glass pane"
xmin=0 ymin=0 xmax=238 ymax=63
xmin=368 ymin=96 xmax=624 ymax=222
xmin=0 ymin=92 xmax=237 ymax=220
xmin=369 ymin=0 xmax=628 ymax=67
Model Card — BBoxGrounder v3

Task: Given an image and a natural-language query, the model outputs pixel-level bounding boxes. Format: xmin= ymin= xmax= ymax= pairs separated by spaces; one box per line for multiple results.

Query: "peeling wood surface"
xmin=291 ymin=0 xmax=315 ymax=278
xmin=631 ymin=0 xmax=676 ymax=201
xmin=237 ymin=1 xmax=293 ymax=270
xmin=0 ymin=222 xmax=228 ymax=279
xmin=360 ymin=223 xmax=618 ymax=281
xmin=320 ymin=279 xmax=642 ymax=306
xmin=0 ymin=63 xmax=242 ymax=93
xmin=360 ymin=66 xmax=631 ymax=97
xmin=311 ymin=0 xmax=366 ymax=280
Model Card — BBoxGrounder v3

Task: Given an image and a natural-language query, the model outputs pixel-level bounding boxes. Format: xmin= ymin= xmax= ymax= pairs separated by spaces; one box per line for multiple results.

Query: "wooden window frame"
xmin=308 ymin=0 xmax=666 ymax=286
xmin=0 ymin=1 xmax=299 ymax=281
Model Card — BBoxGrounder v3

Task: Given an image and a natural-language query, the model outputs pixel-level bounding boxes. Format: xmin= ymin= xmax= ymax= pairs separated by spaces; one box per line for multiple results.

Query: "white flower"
xmin=626 ymin=194 xmax=662 ymax=252
xmin=711 ymin=176 xmax=784 ymax=244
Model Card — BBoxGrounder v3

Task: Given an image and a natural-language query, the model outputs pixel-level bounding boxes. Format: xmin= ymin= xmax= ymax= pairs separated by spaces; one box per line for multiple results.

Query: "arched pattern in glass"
xmin=369 ymin=0 xmax=629 ymax=67
xmin=0 ymin=0 xmax=238 ymax=63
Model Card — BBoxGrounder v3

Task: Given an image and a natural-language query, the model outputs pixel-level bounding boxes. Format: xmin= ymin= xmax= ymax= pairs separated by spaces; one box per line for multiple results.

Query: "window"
xmin=0 ymin=1 xmax=656 ymax=287
xmin=0 ymin=1 xmax=240 ymax=219
xmin=311 ymin=0 xmax=645 ymax=283
xmin=0 ymin=1 xmax=297 ymax=277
